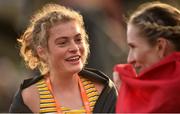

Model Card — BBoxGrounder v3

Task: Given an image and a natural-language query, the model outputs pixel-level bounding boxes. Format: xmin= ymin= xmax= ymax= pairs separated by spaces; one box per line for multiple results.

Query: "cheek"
xmin=48 ymin=48 xmax=66 ymax=62
xmin=79 ymin=43 xmax=86 ymax=54
xmin=134 ymin=48 xmax=149 ymax=62
xmin=79 ymin=44 xmax=87 ymax=63
xmin=133 ymin=49 xmax=143 ymax=59
xmin=141 ymin=49 xmax=160 ymax=67
xmin=147 ymin=52 xmax=161 ymax=64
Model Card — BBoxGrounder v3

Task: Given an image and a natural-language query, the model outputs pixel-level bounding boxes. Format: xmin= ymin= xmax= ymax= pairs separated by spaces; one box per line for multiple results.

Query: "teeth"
xmin=67 ymin=56 xmax=80 ymax=61
xmin=70 ymin=57 xmax=78 ymax=60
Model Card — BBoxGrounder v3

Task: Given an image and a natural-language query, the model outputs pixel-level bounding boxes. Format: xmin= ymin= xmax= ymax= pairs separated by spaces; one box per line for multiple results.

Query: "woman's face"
xmin=127 ymin=24 xmax=162 ymax=73
xmin=45 ymin=20 xmax=86 ymax=74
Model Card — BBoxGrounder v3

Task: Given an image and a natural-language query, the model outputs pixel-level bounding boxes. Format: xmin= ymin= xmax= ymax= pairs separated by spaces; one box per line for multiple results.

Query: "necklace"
xmin=45 ymin=75 xmax=91 ymax=113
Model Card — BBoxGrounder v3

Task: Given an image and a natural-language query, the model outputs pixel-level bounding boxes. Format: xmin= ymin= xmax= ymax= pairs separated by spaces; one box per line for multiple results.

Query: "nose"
xmin=68 ymin=41 xmax=79 ymax=53
xmin=127 ymin=52 xmax=135 ymax=64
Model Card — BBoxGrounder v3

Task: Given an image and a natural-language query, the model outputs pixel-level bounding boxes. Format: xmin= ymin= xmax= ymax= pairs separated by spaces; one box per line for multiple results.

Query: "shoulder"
xmin=79 ymin=68 xmax=109 ymax=83
xmin=9 ymin=76 xmax=43 ymax=113
xmin=22 ymin=76 xmax=44 ymax=112
xmin=79 ymin=68 xmax=117 ymax=94
xmin=22 ymin=83 xmax=40 ymax=112
xmin=21 ymin=76 xmax=44 ymax=89
xmin=80 ymin=68 xmax=118 ymax=113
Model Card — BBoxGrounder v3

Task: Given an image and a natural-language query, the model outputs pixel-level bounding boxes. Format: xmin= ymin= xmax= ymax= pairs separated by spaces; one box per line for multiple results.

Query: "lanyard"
xmin=45 ymin=76 xmax=91 ymax=114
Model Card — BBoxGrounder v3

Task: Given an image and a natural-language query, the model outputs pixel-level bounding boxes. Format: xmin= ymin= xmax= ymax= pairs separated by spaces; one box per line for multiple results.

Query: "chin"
xmin=68 ymin=64 xmax=83 ymax=74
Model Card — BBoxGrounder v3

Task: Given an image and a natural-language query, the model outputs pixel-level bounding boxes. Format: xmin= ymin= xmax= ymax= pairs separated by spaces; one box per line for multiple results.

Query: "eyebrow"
xmin=54 ymin=33 xmax=82 ymax=42
xmin=54 ymin=37 xmax=68 ymax=43
xmin=74 ymin=33 xmax=81 ymax=37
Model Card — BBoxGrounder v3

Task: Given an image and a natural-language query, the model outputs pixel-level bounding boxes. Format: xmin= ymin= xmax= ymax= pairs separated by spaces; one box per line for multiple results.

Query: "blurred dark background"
xmin=0 ymin=0 xmax=179 ymax=112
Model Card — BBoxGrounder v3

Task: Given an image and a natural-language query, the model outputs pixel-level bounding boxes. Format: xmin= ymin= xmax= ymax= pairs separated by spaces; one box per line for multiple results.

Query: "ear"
xmin=156 ymin=38 xmax=168 ymax=59
xmin=36 ymin=46 xmax=47 ymax=62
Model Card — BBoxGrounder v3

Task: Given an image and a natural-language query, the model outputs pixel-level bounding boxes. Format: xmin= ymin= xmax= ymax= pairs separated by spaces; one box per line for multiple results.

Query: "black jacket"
xmin=9 ymin=68 xmax=118 ymax=113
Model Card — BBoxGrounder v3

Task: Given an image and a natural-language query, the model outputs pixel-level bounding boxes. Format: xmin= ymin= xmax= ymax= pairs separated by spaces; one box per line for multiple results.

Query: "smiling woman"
xmin=114 ymin=1 xmax=180 ymax=113
xmin=9 ymin=3 xmax=117 ymax=113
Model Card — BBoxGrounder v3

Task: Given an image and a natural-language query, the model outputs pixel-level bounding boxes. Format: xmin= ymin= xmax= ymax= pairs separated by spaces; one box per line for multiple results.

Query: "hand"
xmin=113 ymin=71 xmax=121 ymax=90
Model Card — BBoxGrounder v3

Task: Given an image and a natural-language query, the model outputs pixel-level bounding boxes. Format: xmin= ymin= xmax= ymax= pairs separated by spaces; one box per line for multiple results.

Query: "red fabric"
xmin=114 ymin=52 xmax=180 ymax=113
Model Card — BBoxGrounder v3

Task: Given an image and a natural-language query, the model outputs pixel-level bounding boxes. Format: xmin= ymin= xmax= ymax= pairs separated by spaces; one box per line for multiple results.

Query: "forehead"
xmin=127 ymin=24 xmax=148 ymax=44
xmin=49 ymin=20 xmax=81 ymax=38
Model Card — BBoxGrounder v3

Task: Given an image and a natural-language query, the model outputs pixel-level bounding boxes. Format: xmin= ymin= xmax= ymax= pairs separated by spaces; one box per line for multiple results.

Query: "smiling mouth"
xmin=65 ymin=55 xmax=81 ymax=62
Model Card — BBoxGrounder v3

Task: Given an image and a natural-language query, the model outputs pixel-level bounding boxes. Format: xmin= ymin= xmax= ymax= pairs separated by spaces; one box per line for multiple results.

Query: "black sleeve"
xmin=93 ymin=80 xmax=118 ymax=113
xmin=9 ymin=87 xmax=32 ymax=113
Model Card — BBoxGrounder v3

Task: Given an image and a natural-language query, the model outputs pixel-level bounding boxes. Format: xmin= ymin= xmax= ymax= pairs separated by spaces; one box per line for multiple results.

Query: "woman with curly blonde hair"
xmin=10 ymin=4 xmax=117 ymax=113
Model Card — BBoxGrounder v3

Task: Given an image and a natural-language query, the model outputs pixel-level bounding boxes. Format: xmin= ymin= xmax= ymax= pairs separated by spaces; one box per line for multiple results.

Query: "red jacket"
xmin=114 ymin=52 xmax=180 ymax=113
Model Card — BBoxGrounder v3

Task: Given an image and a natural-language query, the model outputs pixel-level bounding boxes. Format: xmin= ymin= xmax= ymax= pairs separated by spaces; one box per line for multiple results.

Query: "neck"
xmin=47 ymin=71 xmax=79 ymax=91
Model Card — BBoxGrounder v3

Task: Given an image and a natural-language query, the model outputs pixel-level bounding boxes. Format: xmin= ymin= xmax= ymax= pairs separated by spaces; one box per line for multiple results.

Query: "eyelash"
xmin=56 ymin=40 xmax=67 ymax=46
xmin=75 ymin=37 xmax=82 ymax=43
xmin=56 ymin=38 xmax=83 ymax=47
xmin=128 ymin=44 xmax=135 ymax=49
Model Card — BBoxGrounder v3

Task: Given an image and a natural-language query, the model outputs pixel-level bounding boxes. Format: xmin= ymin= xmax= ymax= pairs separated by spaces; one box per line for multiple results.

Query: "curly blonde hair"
xmin=18 ymin=4 xmax=89 ymax=75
